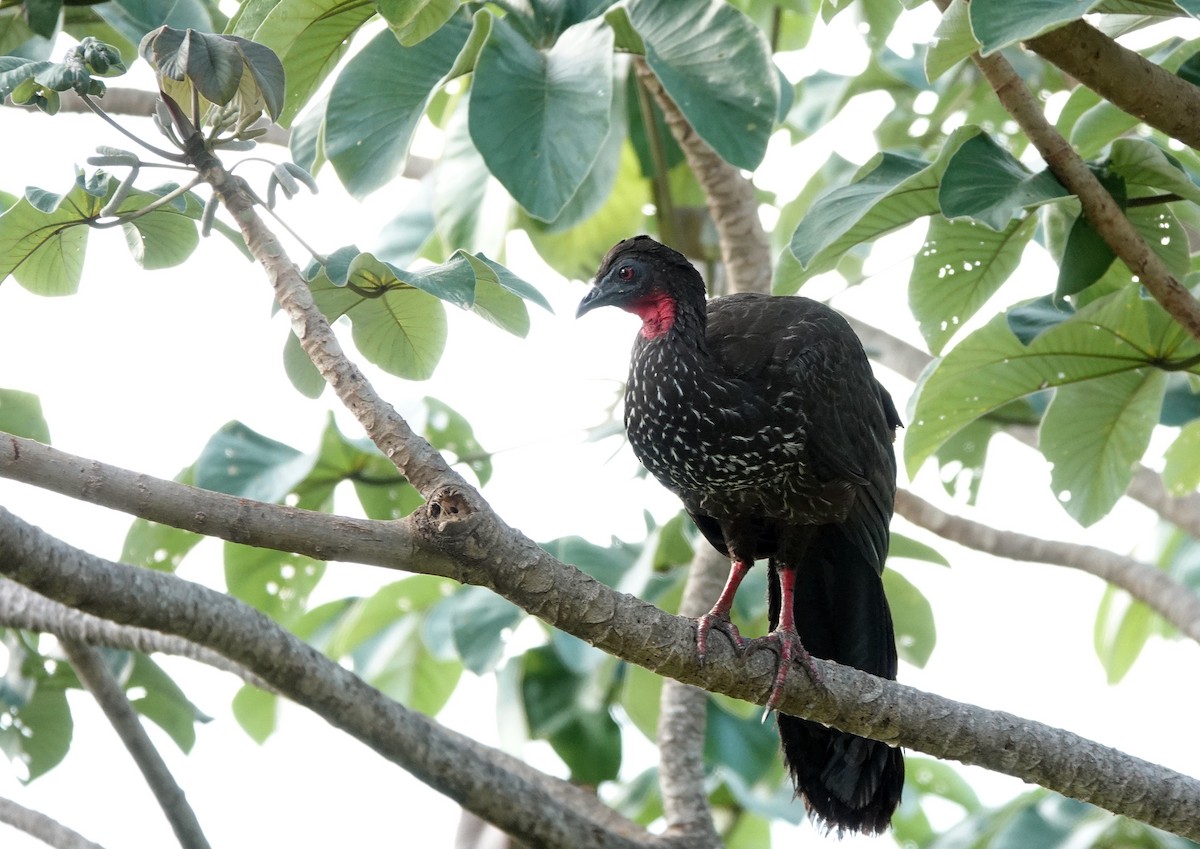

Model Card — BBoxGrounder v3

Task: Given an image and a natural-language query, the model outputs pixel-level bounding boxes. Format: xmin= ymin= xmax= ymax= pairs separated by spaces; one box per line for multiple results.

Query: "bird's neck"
xmin=628 ymin=292 xmax=707 ymax=346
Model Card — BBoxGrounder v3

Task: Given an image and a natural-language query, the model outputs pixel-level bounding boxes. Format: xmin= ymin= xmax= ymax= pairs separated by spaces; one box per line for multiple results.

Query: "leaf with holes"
xmin=1042 ymin=368 xmax=1167 ymax=525
xmin=910 ymin=214 xmax=1037 ymax=354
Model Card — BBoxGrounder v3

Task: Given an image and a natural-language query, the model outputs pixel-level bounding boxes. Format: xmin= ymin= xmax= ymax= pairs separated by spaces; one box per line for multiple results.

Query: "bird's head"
xmin=576 ymin=236 xmax=705 ymax=340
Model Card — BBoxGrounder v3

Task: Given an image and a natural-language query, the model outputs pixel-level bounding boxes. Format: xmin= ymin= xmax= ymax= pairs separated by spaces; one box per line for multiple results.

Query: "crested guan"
xmin=577 ymin=235 xmax=904 ymax=834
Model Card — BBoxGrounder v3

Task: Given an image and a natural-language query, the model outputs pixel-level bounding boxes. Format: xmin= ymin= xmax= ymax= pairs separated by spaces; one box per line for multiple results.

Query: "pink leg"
xmin=695 ymin=559 xmax=753 ymax=664
xmin=750 ymin=565 xmax=823 ymax=711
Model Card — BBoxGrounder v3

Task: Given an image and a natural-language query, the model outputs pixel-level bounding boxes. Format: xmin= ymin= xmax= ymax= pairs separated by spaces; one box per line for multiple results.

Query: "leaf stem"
xmin=79 ymin=93 xmax=188 ymax=162
xmin=90 ymin=175 xmax=205 ymax=228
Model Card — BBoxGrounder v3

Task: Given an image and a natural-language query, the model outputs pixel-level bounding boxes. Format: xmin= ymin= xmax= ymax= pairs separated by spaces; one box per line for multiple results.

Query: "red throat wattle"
xmin=626 ymin=293 xmax=676 ymax=340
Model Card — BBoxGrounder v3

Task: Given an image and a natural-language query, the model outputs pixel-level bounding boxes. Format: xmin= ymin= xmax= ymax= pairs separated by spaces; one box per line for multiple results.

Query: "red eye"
xmin=617 ymin=265 xmax=635 ymax=281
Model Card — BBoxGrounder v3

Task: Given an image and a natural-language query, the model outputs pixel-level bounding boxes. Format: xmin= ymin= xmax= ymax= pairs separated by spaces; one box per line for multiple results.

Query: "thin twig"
xmin=60 ymin=639 xmax=212 ymax=849
xmin=78 ymin=93 xmax=187 ymax=163
xmin=0 ymin=796 xmax=109 ymax=849
xmin=0 ymin=578 xmax=276 ymax=692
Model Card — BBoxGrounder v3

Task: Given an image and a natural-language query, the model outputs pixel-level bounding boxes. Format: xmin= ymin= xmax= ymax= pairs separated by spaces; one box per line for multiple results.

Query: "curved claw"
xmin=746 ymin=626 xmax=823 ymax=712
xmin=695 ymin=613 xmax=748 ymax=665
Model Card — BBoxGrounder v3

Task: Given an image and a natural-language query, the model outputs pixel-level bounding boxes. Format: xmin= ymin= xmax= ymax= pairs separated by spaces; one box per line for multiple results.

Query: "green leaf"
xmin=1107 ymin=138 xmax=1200 ymax=205
xmin=883 ymin=569 xmax=937 ymax=667
xmin=469 ymin=15 xmax=613 ymax=221
xmin=235 ymin=0 xmax=377 ymax=126
xmin=969 ymin=0 xmax=1099 ymax=54
xmin=194 ymin=421 xmax=316 ymax=501
xmin=905 ymin=286 xmax=1200 ymax=476
xmin=910 ymin=214 xmax=1038 ymax=354
xmin=1094 ymin=584 xmax=1155 ymax=684
xmin=25 ymin=0 xmax=62 ymax=39
xmin=619 ymin=660 xmax=662 ymax=741
xmin=119 ymin=191 xmax=201 ymax=270
xmin=614 ymin=0 xmax=777 ymax=171
xmin=437 ymin=586 xmax=523 ymax=674
xmin=17 ymin=683 xmax=72 ymax=781
xmin=325 ymin=19 xmax=468 ymax=198
xmin=224 ymin=544 xmax=325 ymax=624
xmin=523 ymin=142 xmax=651 ymax=279
xmin=925 ymin=0 xmax=979 ymax=81
xmin=310 ymin=269 xmax=449 ymax=381
xmin=282 ymin=329 xmax=326 ymax=398
xmin=0 ymin=388 xmax=50 ymax=442
xmin=433 ymin=95 xmax=512 ymax=256
xmin=0 ymin=177 xmax=102 ymax=296
xmin=888 ymin=534 xmax=949 ymax=567
xmin=1041 ymin=368 xmax=1167 ymax=525
xmin=232 ymin=685 xmax=278 ymax=743
xmin=1055 ymin=211 xmax=1116 ymax=301
xmin=790 ymin=128 xmax=984 ymax=275
xmin=382 ymin=0 xmax=459 ymax=45
xmin=126 ymin=653 xmax=208 ymax=753
xmin=704 ymin=699 xmax=778 ymax=785
xmin=96 ymin=0 xmax=211 ymax=47
xmin=423 ymin=397 xmax=492 ymax=483
xmin=939 ymin=132 xmax=1069 ymax=230
xmin=1163 ymin=420 xmax=1200 ymax=496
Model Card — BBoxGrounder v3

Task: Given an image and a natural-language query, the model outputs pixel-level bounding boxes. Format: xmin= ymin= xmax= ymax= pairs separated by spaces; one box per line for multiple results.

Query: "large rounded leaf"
xmin=469 ymin=16 xmax=614 ymax=222
xmin=325 ymin=19 xmax=469 ymax=199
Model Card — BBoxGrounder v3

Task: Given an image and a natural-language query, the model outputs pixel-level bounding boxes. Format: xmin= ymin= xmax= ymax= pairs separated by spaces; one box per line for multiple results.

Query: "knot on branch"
xmin=413 ymin=486 xmax=476 ymax=538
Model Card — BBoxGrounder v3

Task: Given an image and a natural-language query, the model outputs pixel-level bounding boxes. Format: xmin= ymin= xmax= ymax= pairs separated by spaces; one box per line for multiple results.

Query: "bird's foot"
xmin=746 ymin=626 xmax=823 ymax=713
xmin=695 ymin=613 xmax=748 ymax=665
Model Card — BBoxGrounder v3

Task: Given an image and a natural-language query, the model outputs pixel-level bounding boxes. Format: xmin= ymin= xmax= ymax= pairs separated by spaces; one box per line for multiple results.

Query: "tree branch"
xmin=0 ymin=579 xmax=275 ymax=692
xmin=0 ymin=796 xmax=108 ymax=849
xmin=656 ymin=546 xmax=727 ymax=849
xmin=59 ymin=640 xmax=212 ymax=849
xmin=939 ymin=2 xmax=1200 ymax=341
xmin=4 ymin=493 xmax=1200 ymax=841
xmin=894 ymin=489 xmax=1200 ymax=644
xmin=632 ymin=59 xmax=771 ymax=296
xmin=0 ymin=507 xmax=669 ymax=849
xmin=1026 ymin=20 xmax=1200 ymax=152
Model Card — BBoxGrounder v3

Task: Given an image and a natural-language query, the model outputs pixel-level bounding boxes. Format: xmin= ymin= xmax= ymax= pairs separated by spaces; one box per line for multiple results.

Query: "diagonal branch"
xmin=894 ymin=489 xmax=1200 ymax=643
xmin=0 ymin=507 xmax=671 ymax=849
xmin=5 ymin=493 xmax=1200 ymax=841
xmin=1026 ymin=20 xmax=1200 ymax=152
xmin=59 ymin=640 xmax=212 ymax=849
xmin=933 ymin=1 xmax=1200 ymax=341
xmin=632 ymin=58 xmax=771 ymax=296
xmin=0 ymin=578 xmax=274 ymax=691
xmin=0 ymin=796 xmax=108 ymax=849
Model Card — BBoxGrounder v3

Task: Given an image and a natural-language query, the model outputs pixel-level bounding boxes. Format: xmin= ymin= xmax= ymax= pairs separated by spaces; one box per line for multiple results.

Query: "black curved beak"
xmin=576 ymin=273 xmax=628 ymax=318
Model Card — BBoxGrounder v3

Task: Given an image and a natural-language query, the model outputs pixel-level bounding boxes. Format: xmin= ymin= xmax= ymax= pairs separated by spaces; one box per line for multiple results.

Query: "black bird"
xmin=577 ymin=236 xmax=904 ymax=834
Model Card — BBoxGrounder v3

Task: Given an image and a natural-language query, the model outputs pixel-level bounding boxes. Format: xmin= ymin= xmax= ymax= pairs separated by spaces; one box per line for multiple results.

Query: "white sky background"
xmin=2 ymin=7 xmax=1200 ymax=849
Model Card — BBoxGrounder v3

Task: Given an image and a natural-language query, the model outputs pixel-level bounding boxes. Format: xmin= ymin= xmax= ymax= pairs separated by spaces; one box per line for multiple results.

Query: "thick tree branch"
xmin=632 ymin=59 xmax=771 ymax=296
xmin=940 ymin=2 xmax=1200 ymax=341
xmin=4 ymin=496 xmax=1200 ymax=840
xmin=0 ymin=579 xmax=274 ymax=691
xmin=656 ymin=546 xmax=727 ymax=849
xmin=59 ymin=640 xmax=212 ymax=849
xmin=1026 ymin=20 xmax=1200 ymax=151
xmin=0 ymin=507 xmax=665 ymax=849
xmin=895 ymin=489 xmax=1200 ymax=643
xmin=0 ymin=796 xmax=108 ymax=849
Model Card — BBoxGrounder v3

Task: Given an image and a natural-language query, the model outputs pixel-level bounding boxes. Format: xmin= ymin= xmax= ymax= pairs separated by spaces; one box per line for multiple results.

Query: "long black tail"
xmin=768 ymin=521 xmax=904 ymax=834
